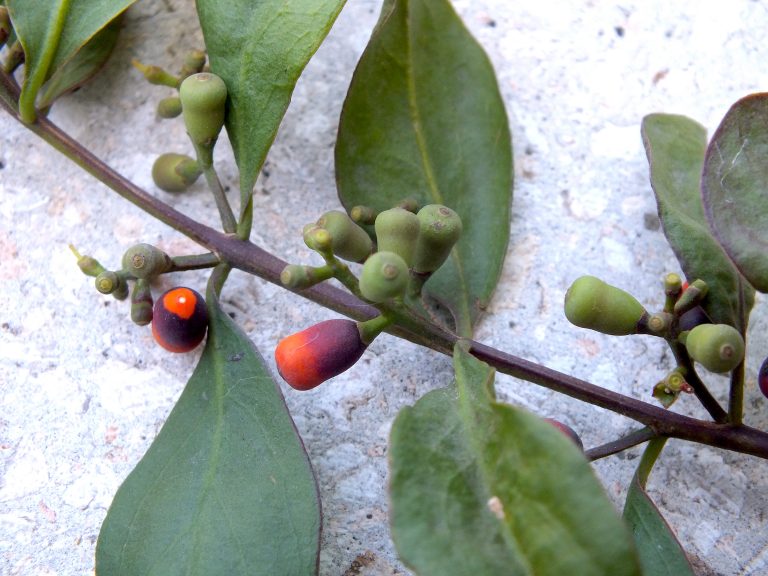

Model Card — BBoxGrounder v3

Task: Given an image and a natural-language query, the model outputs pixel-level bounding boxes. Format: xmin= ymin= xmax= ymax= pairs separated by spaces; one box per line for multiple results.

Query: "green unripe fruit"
xmin=564 ymin=275 xmax=646 ymax=336
xmin=684 ymin=323 xmax=745 ymax=373
xmin=179 ymin=72 xmax=227 ymax=147
xmin=359 ymin=251 xmax=409 ymax=303
xmin=152 ymin=153 xmax=202 ymax=192
xmin=130 ymin=278 xmax=154 ymax=326
xmin=375 ymin=208 xmax=421 ymax=267
xmin=157 ymin=97 xmax=182 ymax=119
xmin=411 ymin=204 xmax=463 ymax=274
xmin=316 ymin=210 xmax=373 ymax=263
xmin=122 ymin=243 xmax=172 ymax=280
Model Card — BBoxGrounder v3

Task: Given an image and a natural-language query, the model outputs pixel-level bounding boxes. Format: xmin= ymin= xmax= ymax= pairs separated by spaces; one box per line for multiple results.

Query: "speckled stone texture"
xmin=1 ymin=2 xmax=767 ymax=575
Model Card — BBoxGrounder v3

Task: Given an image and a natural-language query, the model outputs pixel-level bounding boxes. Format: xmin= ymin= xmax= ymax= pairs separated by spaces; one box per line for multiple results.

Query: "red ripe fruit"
xmin=759 ymin=356 xmax=768 ymax=399
xmin=275 ymin=319 xmax=367 ymax=391
xmin=544 ymin=418 xmax=584 ymax=451
xmin=151 ymin=287 xmax=209 ymax=353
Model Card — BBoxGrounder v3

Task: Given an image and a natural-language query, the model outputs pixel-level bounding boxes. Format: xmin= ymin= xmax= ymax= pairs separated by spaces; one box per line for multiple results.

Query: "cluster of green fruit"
xmin=275 ymin=203 xmax=462 ymax=391
xmin=564 ymin=274 xmax=746 ymax=406
xmin=132 ymin=52 xmax=228 ymax=193
xmin=71 ymin=244 xmax=208 ymax=353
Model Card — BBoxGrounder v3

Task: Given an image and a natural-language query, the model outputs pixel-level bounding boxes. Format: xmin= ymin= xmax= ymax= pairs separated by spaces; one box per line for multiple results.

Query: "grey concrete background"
xmin=1 ymin=1 xmax=768 ymax=575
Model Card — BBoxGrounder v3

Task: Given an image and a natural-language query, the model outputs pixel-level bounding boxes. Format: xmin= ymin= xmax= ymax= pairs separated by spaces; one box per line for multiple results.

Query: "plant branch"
xmin=3 ymin=73 xmax=768 ymax=460
xmin=585 ymin=427 xmax=656 ymax=461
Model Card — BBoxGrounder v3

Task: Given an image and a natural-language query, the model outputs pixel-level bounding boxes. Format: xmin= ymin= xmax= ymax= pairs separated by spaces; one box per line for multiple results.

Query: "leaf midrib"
xmin=403 ymin=0 xmax=472 ymax=335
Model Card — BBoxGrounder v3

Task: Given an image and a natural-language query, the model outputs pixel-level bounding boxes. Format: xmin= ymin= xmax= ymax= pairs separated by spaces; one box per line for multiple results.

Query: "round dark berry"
xmin=151 ymin=287 xmax=209 ymax=353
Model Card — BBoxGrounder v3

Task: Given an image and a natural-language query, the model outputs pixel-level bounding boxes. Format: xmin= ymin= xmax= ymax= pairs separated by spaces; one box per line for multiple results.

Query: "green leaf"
xmin=195 ymin=0 xmax=346 ymax=218
xmin=389 ymin=343 xmax=642 ymax=576
xmin=623 ymin=439 xmax=695 ymax=576
xmin=642 ymin=113 xmax=754 ymax=327
xmin=6 ymin=0 xmax=134 ymax=122
xmin=702 ymin=93 xmax=768 ymax=294
xmin=95 ymin=278 xmax=320 ymax=576
xmin=37 ymin=16 xmax=122 ymax=110
xmin=335 ymin=0 xmax=513 ymax=336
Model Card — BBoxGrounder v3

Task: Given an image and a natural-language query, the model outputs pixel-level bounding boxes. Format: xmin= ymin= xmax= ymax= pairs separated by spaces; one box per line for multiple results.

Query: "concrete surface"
xmin=1 ymin=1 xmax=767 ymax=575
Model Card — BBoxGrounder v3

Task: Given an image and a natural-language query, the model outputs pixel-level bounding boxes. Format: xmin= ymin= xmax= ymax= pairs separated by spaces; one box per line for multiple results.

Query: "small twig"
xmin=586 ymin=427 xmax=656 ymax=461
xmin=198 ymin=159 xmax=237 ymax=234
xmin=170 ymin=252 xmax=221 ymax=272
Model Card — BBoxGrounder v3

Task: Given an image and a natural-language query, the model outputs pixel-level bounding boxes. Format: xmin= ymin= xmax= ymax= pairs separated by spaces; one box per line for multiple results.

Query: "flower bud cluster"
xmin=71 ymin=244 xmax=209 ymax=353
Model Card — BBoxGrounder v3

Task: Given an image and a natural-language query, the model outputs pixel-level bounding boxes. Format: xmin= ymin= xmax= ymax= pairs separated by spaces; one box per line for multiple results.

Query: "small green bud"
xmin=95 ymin=270 xmax=121 ymax=294
xmin=303 ymin=224 xmax=333 ymax=254
xmin=396 ymin=198 xmax=420 ymax=213
xmin=130 ymin=278 xmax=153 ymax=326
xmin=69 ymin=245 xmax=106 ymax=277
xmin=684 ymin=323 xmax=745 ymax=373
xmin=112 ymin=279 xmax=130 ymax=301
xmin=280 ymin=264 xmax=333 ymax=290
xmin=411 ymin=204 xmax=462 ymax=274
xmin=179 ymin=72 xmax=227 ymax=149
xmin=359 ymin=251 xmax=409 ymax=303
xmin=664 ymin=273 xmax=683 ymax=297
xmin=157 ymin=96 xmax=182 ymax=119
xmin=132 ymin=59 xmax=180 ymax=87
xmin=121 ymin=243 xmax=172 ymax=280
xmin=179 ymin=49 xmax=207 ymax=79
xmin=674 ymin=279 xmax=709 ymax=316
xmin=564 ymin=275 xmax=647 ymax=336
xmin=375 ymin=208 xmax=421 ymax=267
xmin=350 ymin=205 xmax=378 ymax=226
xmin=652 ymin=369 xmax=692 ymax=408
xmin=152 ymin=153 xmax=202 ymax=192
xmin=316 ymin=210 xmax=373 ymax=263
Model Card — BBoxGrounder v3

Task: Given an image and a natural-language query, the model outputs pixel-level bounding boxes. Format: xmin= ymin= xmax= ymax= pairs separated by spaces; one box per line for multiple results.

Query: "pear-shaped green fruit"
xmin=316 ymin=210 xmax=373 ymax=263
xmin=152 ymin=153 xmax=202 ymax=192
xmin=411 ymin=204 xmax=462 ymax=274
xmin=359 ymin=251 xmax=408 ymax=303
xmin=122 ymin=244 xmax=172 ymax=280
xmin=564 ymin=275 xmax=646 ymax=336
xmin=684 ymin=323 xmax=745 ymax=373
xmin=375 ymin=208 xmax=421 ymax=267
xmin=179 ymin=72 xmax=227 ymax=147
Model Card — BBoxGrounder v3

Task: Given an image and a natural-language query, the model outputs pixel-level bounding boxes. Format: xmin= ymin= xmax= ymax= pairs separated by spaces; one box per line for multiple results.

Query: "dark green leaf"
xmin=389 ymin=343 xmax=641 ymax=576
xmin=196 ymin=0 xmax=346 ymax=217
xmin=702 ymin=93 xmax=768 ymax=293
xmin=642 ymin=113 xmax=754 ymax=327
xmin=623 ymin=439 xmax=695 ymax=576
xmin=335 ymin=0 xmax=512 ymax=336
xmin=96 ymin=280 xmax=320 ymax=576
xmin=37 ymin=17 xmax=122 ymax=110
xmin=6 ymin=0 xmax=134 ymax=122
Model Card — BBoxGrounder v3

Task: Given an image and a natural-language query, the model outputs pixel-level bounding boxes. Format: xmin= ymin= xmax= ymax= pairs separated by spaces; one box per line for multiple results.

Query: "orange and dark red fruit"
xmin=275 ymin=319 xmax=367 ymax=390
xmin=152 ymin=287 xmax=209 ymax=353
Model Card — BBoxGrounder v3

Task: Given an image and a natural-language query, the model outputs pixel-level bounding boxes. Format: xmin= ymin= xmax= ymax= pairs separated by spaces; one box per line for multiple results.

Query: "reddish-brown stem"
xmin=3 ymin=72 xmax=768 ymax=460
